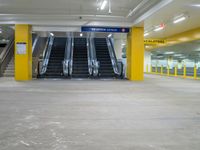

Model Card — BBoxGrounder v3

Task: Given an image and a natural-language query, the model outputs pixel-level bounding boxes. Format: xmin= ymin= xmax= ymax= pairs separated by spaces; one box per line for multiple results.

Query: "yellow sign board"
xmin=144 ymin=39 xmax=166 ymax=45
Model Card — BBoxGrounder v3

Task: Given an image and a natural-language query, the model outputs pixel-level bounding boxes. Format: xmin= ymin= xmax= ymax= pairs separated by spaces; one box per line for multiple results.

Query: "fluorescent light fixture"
xmin=173 ymin=16 xmax=186 ymax=24
xmin=80 ymin=33 xmax=83 ymax=37
xmin=173 ymin=54 xmax=183 ymax=57
xmin=154 ymin=26 xmax=164 ymax=32
xmin=144 ymin=32 xmax=149 ymax=37
xmin=195 ymin=49 xmax=200 ymax=52
xmin=191 ymin=4 xmax=200 ymax=7
xmin=164 ymin=51 xmax=175 ymax=55
xmin=50 ymin=32 xmax=54 ymax=36
xmin=0 ymin=30 xmax=2 ymax=34
xmin=100 ymin=0 xmax=108 ymax=10
xmin=108 ymin=33 xmax=112 ymax=38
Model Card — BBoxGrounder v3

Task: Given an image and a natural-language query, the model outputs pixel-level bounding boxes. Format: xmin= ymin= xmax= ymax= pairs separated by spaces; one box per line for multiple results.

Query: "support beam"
xmin=15 ymin=24 xmax=32 ymax=81
xmin=127 ymin=27 xmax=144 ymax=81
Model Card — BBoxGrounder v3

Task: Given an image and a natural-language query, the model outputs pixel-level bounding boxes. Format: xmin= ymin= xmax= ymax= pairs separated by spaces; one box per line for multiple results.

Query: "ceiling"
xmin=145 ymin=0 xmax=200 ymax=38
xmin=0 ymin=0 xmax=171 ymax=30
xmin=0 ymin=0 xmax=199 ymax=40
xmin=151 ymin=40 xmax=200 ymax=61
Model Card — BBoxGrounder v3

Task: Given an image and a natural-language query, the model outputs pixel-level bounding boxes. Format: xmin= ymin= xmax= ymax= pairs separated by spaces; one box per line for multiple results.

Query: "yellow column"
xmin=150 ymin=65 xmax=152 ymax=73
xmin=183 ymin=65 xmax=186 ymax=78
xmin=194 ymin=65 xmax=197 ymax=79
xmin=127 ymin=27 xmax=144 ymax=81
xmin=155 ymin=65 xmax=158 ymax=74
xmin=15 ymin=24 xmax=32 ymax=81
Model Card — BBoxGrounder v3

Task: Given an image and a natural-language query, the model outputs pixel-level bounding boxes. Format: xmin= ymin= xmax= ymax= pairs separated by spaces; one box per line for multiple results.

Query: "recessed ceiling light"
xmin=174 ymin=54 xmax=183 ymax=57
xmin=100 ymin=0 xmax=108 ymax=10
xmin=154 ymin=26 xmax=164 ymax=32
xmin=80 ymin=33 xmax=83 ymax=37
xmin=164 ymin=51 xmax=175 ymax=55
xmin=144 ymin=32 xmax=149 ymax=37
xmin=173 ymin=16 xmax=186 ymax=24
xmin=191 ymin=4 xmax=200 ymax=7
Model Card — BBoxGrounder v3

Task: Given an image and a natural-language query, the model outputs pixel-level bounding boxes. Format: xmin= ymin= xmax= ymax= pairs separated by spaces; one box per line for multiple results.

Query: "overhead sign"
xmin=144 ymin=39 xmax=166 ymax=45
xmin=81 ymin=26 xmax=130 ymax=33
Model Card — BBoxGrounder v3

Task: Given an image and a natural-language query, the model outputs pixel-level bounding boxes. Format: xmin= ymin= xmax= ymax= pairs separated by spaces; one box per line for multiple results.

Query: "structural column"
xmin=15 ymin=24 xmax=32 ymax=81
xmin=126 ymin=27 xmax=144 ymax=81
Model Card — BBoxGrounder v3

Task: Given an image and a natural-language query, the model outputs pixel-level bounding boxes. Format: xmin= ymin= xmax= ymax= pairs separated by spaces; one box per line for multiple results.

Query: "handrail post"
xmin=161 ymin=65 xmax=163 ymax=75
xmin=156 ymin=65 xmax=158 ymax=74
xmin=146 ymin=64 xmax=148 ymax=73
xmin=194 ymin=65 xmax=197 ymax=79
xmin=183 ymin=65 xmax=186 ymax=78
xmin=175 ymin=65 xmax=177 ymax=77
xmin=167 ymin=65 xmax=170 ymax=76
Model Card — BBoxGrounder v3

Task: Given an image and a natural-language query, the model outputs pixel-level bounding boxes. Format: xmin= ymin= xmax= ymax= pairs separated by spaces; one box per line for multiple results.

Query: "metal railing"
xmin=63 ymin=34 xmax=74 ymax=77
xmin=39 ymin=36 xmax=54 ymax=75
xmin=32 ymin=35 xmax=39 ymax=53
xmin=106 ymin=37 xmax=123 ymax=77
xmin=88 ymin=37 xmax=99 ymax=77
xmin=147 ymin=64 xmax=200 ymax=80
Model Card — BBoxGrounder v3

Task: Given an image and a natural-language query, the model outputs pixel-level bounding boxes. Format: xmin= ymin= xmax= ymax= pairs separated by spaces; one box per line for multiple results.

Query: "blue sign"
xmin=81 ymin=26 xmax=130 ymax=33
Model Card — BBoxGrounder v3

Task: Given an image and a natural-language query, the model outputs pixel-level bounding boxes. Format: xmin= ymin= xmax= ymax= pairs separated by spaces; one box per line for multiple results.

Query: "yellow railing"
xmin=146 ymin=64 xmax=200 ymax=80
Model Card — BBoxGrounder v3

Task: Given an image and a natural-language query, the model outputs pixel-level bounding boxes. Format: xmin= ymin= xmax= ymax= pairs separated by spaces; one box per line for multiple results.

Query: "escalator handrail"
xmin=90 ymin=38 xmax=99 ymax=77
xmin=87 ymin=38 xmax=93 ymax=76
xmin=32 ymin=35 xmax=40 ymax=53
xmin=63 ymin=34 xmax=73 ymax=76
xmin=0 ymin=36 xmax=14 ymax=64
xmin=40 ymin=36 xmax=54 ymax=75
xmin=106 ymin=38 xmax=121 ymax=76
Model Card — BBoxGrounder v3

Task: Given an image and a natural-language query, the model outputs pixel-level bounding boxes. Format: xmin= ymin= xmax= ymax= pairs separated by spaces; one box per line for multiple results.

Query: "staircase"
xmin=94 ymin=38 xmax=115 ymax=78
xmin=3 ymin=57 xmax=14 ymax=77
xmin=72 ymin=38 xmax=89 ymax=78
xmin=44 ymin=37 xmax=66 ymax=78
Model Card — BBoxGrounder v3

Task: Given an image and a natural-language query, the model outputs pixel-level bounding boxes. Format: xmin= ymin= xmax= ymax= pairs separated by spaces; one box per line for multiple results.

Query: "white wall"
xmin=144 ymin=51 xmax=151 ymax=72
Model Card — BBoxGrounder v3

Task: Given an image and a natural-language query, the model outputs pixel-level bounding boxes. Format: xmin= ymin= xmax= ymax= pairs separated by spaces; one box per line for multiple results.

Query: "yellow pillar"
xmin=194 ymin=65 xmax=197 ymax=79
xmin=15 ymin=24 xmax=32 ymax=81
xmin=155 ymin=65 xmax=158 ymax=74
xmin=183 ymin=65 xmax=186 ymax=78
xmin=127 ymin=27 xmax=144 ymax=81
xmin=150 ymin=65 xmax=152 ymax=73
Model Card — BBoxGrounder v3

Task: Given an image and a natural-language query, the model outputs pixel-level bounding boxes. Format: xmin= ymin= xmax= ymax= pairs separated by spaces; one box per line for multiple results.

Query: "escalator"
xmin=94 ymin=38 xmax=115 ymax=78
xmin=72 ymin=38 xmax=89 ymax=78
xmin=44 ymin=37 xmax=67 ymax=78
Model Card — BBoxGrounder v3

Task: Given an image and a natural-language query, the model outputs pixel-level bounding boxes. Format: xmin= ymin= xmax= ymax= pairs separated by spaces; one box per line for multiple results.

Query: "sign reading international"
xmin=81 ymin=26 xmax=130 ymax=33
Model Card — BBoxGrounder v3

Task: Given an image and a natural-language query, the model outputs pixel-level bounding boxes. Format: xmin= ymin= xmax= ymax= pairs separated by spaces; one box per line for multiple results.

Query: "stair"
xmin=3 ymin=57 xmax=14 ymax=77
xmin=72 ymin=38 xmax=89 ymax=78
xmin=44 ymin=37 xmax=66 ymax=78
xmin=94 ymin=38 xmax=115 ymax=78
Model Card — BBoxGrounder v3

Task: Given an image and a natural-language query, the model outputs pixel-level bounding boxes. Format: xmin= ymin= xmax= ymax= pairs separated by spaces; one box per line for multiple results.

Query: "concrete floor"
xmin=0 ymin=75 xmax=200 ymax=150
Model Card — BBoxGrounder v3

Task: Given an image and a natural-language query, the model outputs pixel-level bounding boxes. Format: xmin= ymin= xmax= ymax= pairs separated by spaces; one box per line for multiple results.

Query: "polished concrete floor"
xmin=0 ymin=74 xmax=200 ymax=150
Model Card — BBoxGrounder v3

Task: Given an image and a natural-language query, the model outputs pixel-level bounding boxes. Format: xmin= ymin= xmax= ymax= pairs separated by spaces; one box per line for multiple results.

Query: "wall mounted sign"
xmin=16 ymin=42 xmax=26 ymax=55
xmin=144 ymin=39 xmax=166 ymax=45
xmin=81 ymin=26 xmax=130 ymax=33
